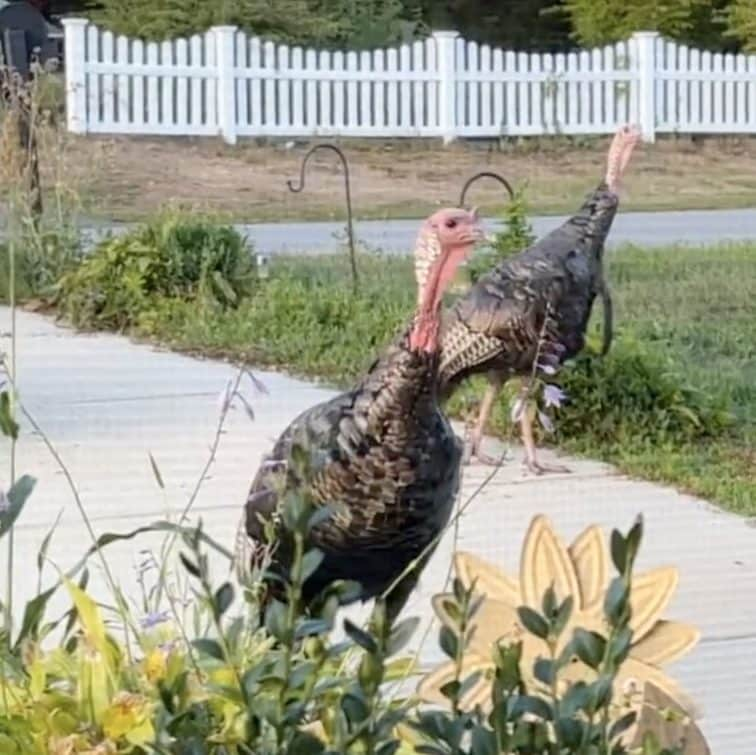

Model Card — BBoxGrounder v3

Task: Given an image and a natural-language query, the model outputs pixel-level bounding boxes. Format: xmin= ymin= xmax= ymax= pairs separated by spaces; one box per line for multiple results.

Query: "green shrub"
xmin=465 ymin=187 xmax=536 ymax=284
xmin=56 ymin=212 xmax=256 ymax=331
xmin=555 ymin=334 xmax=733 ymax=448
xmin=557 ymin=0 xmax=707 ymax=46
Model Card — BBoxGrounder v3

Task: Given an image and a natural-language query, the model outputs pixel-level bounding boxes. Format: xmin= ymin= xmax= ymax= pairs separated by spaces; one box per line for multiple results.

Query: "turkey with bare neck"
xmin=439 ymin=125 xmax=639 ymax=473
xmin=236 ymin=208 xmax=483 ymax=623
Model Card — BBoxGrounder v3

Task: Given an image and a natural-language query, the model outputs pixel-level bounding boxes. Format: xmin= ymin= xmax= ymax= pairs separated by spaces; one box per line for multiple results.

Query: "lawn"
xmin=124 ymin=242 xmax=755 ymax=515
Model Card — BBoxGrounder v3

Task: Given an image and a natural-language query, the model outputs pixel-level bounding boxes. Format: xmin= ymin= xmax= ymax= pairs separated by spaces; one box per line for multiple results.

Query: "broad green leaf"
xmin=301 ymin=549 xmax=324 ymax=582
xmin=0 ymin=391 xmax=19 ymax=439
xmin=573 ymin=628 xmax=607 ymax=670
xmin=517 ymin=606 xmax=549 ymax=639
xmin=344 ymin=618 xmax=378 ymax=654
xmin=439 ymin=625 xmax=458 ymax=659
xmin=0 ymin=475 xmax=36 ymax=539
xmin=192 ymin=638 xmax=225 ymax=661
xmin=214 ymin=582 xmax=234 ymax=616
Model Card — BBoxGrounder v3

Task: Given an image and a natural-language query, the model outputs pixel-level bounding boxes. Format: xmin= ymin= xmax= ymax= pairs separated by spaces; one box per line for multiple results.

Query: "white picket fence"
xmin=62 ymin=18 xmax=756 ymax=144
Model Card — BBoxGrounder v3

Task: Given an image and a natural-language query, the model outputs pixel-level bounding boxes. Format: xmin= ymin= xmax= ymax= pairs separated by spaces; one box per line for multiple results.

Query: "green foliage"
xmin=140 ymin=252 xmax=416 ymax=382
xmin=724 ymin=0 xmax=756 ymax=51
xmin=466 ymin=188 xmax=536 ymax=284
xmin=90 ymin=0 xmax=418 ymax=46
xmin=56 ymin=211 xmax=256 ymax=330
xmin=556 ymin=335 xmax=733 ymax=448
xmin=558 ymin=0 xmax=709 ymax=46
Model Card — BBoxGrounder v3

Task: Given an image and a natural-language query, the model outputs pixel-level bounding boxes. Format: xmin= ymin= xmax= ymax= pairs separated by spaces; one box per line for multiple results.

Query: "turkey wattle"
xmin=236 ymin=208 xmax=483 ymax=622
xmin=438 ymin=125 xmax=639 ymax=473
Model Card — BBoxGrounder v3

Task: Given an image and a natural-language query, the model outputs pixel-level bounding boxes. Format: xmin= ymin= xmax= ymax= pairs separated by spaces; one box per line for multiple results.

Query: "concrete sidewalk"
xmin=1 ymin=308 xmax=754 ymax=752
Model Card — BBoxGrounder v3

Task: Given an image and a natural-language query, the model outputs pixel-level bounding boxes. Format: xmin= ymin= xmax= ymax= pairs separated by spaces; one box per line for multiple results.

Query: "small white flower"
xmin=537 ymin=363 xmax=557 ymax=376
xmin=538 ymin=410 xmax=555 ymax=434
xmin=543 ymin=384 xmax=566 ymax=409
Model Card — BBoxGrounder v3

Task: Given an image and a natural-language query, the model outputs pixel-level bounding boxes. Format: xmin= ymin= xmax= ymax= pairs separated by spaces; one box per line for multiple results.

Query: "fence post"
xmin=433 ymin=30 xmax=458 ymax=144
xmin=633 ymin=30 xmax=659 ymax=143
xmin=62 ymin=18 xmax=89 ymax=134
xmin=213 ymin=25 xmax=238 ymax=145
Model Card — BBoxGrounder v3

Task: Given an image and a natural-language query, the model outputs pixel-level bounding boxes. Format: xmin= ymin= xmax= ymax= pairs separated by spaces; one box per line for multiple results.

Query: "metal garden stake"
xmin=458 ymin=171 xmax=515 ymax=207
xmin=287 ymin=144 xmax=358 ymax=294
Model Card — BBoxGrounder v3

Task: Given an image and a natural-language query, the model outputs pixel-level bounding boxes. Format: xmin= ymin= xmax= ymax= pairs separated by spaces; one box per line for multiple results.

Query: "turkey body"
xmin=241 ymin=330 xmax=462 ymax=621
xmin=439 ymin=185 xmax=618 ymax=397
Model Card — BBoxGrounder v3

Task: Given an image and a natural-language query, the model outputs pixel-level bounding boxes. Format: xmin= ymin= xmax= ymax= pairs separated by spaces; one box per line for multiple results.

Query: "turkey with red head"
xmin=236 ymin=208 xmax=483 ymax=622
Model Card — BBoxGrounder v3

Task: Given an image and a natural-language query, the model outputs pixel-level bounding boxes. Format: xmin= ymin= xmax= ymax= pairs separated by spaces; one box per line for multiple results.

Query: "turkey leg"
xmin=464 ymin=373 xmax=505 ymax=466
xmin=520 ymin=405 xmax=570 ymax=475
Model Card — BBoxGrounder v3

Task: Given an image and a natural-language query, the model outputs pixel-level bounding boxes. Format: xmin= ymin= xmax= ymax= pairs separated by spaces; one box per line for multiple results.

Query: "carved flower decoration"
xmin=419 ymin=516 xmax=708 ymax=752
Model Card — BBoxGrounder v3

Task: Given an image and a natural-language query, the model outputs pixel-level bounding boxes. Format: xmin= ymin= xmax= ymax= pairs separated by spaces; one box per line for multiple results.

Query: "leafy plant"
xmin=56 ymin=211 xmax=256 ymax=330
xmin=555 ymin=335 xmax=733 ymax=449
xmin=465 ymin=188 xmax=536 ymax=285
xmin=556 ymin=0 xmax=709 ymax=46
xmin=724 ymin=0 xmax=756 ymax=51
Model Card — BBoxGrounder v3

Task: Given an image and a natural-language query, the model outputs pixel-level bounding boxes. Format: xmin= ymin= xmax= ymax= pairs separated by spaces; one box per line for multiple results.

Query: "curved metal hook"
xmin=287 ymin=144 xmax=358 ymax=293
xmin=458 ymin=171 xmax=515 ymax=208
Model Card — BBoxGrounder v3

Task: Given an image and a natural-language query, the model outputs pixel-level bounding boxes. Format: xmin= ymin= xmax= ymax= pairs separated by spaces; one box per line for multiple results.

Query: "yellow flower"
xmin=143 ymin=647 xmax=168 ymax=684
xmin=101 ymin=691 xmax=154 ymax=747
xmin=419 ymin=516 xmax=707 ymax=751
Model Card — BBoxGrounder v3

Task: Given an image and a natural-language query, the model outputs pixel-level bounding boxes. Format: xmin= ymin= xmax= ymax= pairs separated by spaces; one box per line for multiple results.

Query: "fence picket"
xmin=372 ymin=50 xmax=387 ymax=128
xmin=86 ymin=25 xmax=100 ymax=125
xmin=360 ymin=51 xmax=371 ymax=129
xmin=332 ymin=50 xmax=344 ymax=128
xmin=278 ymin=43 xmax=291 ymax=128
xmin=175 ymin=38 xmax=188 ymax=128
xmin=413 ymin=40 xmax=425 ymax=128
xmin=132 ymin=38 xmax=144 ymax=127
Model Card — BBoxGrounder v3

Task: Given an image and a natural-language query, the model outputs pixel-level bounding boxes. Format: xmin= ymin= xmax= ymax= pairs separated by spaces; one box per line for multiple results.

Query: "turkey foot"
xmin=463 ymin=377 xmax=505 ymax=466
xmin=520 ymin=409 xmax=571 ymax=476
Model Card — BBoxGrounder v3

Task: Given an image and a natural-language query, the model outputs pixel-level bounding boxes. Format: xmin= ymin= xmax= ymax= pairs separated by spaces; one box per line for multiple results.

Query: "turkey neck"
xmin=353 ymin=242 xmax=469 ymax=440
xmin=542 ymin=182 xmax=619 ymax=268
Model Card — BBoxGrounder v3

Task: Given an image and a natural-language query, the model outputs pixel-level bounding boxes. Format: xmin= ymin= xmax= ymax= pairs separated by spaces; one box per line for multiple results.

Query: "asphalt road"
xmin=61 ymin=206 xmax=756 ymax=256
xmin=239 ymin=207 xmax=756 ymax=255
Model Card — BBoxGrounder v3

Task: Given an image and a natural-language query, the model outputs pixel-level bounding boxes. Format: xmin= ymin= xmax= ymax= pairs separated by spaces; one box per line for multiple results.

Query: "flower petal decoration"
xmin=419 ymin=515 xmax=705 ymax=749
xmin=520 ymin=515 xmax=580 ymax=608
xmin=629 ymin=566 xmax=679 ymax=640
xmin=568 ymin=525 xmax=609 ymax=614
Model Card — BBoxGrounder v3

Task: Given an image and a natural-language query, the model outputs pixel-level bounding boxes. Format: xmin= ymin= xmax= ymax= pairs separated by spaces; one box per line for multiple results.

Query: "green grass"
xmin=115 ymin=243 xmax=756 ymax=514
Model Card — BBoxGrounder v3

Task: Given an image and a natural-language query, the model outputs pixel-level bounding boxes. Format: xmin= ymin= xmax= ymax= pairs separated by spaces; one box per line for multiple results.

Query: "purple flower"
xmin=140 ymin=611 xmax=171 ymax=630
xmin=543 ymin=384 xmax=566 ymax=409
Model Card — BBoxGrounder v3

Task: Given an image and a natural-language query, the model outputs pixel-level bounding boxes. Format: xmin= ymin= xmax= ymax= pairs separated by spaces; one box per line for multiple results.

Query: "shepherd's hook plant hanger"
xmin=458 ymin=171 xmax=515 ymax=208
xmin=287 ymin=144 xmax=358 ymax=293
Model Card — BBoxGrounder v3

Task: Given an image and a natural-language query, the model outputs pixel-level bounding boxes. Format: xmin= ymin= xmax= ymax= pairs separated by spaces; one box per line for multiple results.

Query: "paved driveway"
xmin=1 ymin=308 xmax=754 ymax=753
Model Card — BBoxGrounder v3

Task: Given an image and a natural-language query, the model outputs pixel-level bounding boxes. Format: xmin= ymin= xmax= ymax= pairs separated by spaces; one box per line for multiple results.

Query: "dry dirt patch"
xmin=37 ymin=133 xmax=756 ymax=222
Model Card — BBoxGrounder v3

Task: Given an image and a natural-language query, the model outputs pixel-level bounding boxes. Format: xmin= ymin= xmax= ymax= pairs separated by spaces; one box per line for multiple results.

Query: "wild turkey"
xmin=236 ymin=208 xmax=483 ymax=623
xmin=438 ymin=125 xmax=639 ymax=473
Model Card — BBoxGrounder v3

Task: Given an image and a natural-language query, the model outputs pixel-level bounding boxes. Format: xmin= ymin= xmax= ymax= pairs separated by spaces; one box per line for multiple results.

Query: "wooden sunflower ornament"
xmin=418 ymin=515 xmax=709 ymax=754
